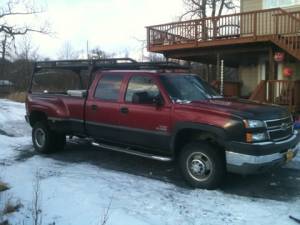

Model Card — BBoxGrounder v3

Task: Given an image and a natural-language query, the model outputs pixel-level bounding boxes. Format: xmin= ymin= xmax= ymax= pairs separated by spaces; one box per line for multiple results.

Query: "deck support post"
xmin=268 ymin=47 xmax=275 ymax=102
xmin=269 ymin=47 xmax=275 ymax=80
xmin=216 ymin=53 xmax=220 ymax=81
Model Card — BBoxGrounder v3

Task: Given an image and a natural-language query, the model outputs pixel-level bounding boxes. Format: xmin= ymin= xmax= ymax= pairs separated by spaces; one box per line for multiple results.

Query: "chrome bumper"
xmin=226 ymin=132 xmax=300 ymax=174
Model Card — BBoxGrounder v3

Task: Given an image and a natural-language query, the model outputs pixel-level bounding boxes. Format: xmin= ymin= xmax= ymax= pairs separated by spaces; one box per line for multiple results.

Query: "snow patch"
xmin=0 ymin=99 xmax=299 ymax=225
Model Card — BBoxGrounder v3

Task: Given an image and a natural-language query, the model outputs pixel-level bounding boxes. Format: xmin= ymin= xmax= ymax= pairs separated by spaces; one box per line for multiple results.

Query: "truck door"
xmin=85 ymin=73 xmax=124 ymax=142
xmin=118 ymin=74 xmax=172 ymax=153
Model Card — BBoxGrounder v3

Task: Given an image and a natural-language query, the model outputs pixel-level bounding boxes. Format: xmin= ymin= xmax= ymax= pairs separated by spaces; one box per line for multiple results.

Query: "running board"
xmin=91 ymin=142 xmax=173 ymax=162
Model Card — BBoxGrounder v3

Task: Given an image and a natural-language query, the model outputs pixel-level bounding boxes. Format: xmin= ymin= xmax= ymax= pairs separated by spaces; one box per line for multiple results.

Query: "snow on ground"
xmin=0 ymin=99 xmax=299 ymax=225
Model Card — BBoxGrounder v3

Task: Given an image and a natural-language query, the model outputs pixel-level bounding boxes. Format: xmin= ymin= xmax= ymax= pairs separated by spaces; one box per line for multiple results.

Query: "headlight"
xmin=243 ymin=120 xmax=265 ymax=128
xmin=246 ymin=132 xmax=269 ymax=142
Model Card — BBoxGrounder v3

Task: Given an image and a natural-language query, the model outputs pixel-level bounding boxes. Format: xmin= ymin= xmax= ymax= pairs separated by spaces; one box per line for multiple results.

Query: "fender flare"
xmin=28 ymin=109 xmax=48 ymax=126
xmin=170 ymin=122 xmax=228 ymax=152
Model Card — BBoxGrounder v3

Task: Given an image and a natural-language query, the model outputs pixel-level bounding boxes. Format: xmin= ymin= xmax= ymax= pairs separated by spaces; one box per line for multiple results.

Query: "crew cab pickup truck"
xmin=25 ymin=58 xmax=300 ymax=189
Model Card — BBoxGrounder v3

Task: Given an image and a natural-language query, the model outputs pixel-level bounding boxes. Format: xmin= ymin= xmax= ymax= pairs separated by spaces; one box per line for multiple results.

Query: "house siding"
xmin=242 ymin=0 xmax=300 ymax=12
xmin=241 ymin=0 xmax=262 ymax=12
xmin=285 ymin=6 xmax=300 ymax=12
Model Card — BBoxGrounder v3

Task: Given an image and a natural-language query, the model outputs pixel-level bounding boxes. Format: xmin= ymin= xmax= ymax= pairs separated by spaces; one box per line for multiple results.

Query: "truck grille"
xmin=265 ymin=117 xmax=294 ymax=141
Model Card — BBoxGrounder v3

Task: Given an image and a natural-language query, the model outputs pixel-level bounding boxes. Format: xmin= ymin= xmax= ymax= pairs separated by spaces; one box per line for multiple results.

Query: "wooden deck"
xmin=147 ymin=8 xmax=300 ymax=61
xmin=147 ymin=8 xmax=300 ymax=113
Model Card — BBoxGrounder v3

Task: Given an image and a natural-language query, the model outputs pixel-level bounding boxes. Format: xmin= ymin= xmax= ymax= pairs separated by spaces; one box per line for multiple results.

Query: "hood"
xmin=180 ymin=98 xmax=290 ymax=120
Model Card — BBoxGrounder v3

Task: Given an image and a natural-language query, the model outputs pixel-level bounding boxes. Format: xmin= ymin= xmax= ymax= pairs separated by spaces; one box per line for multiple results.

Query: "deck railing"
xmin=250 ymin=80 xmax=300 ymax=112
xmin=147 ymin=8 xmax=300 ymax=56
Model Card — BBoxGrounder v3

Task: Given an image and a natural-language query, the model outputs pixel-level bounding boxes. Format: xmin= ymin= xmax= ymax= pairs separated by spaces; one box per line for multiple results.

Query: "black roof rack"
xmin=34 ymin=58 xmax=189 ymax=71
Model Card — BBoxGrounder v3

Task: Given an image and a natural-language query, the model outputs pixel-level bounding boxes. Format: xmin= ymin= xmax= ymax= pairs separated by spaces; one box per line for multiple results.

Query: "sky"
xmin=25 ymin=0 xmax=185 ymax=60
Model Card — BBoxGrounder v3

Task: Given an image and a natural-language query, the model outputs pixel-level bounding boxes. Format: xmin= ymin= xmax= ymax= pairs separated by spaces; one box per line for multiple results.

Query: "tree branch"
xmin=0 ymin=10 xmax=43 ymax=19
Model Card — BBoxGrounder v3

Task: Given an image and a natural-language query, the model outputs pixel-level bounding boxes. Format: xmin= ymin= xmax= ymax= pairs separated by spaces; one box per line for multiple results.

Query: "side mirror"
xmin=67 ymin=90 xmax=87 ymax=98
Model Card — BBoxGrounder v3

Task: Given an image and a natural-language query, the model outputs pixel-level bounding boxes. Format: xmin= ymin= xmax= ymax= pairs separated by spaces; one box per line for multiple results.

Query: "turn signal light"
xmin=246 ymin=133 xmax=253 ymax=142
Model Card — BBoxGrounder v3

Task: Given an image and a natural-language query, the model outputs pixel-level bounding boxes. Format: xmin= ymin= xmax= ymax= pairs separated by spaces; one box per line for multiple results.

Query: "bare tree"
xmin=132 ymin=37 xmax=147 ymax=62
xmin=181 ymin=0 xmax=239 ymax=20
xmin=58 ymin=41 xmax=79 ymax=60
xmin=0 ymin=0 xmax=49 ymax=84
xmin=181 ymin=0 xmax=239 ymax=39
xmin=180 ymin=0 xmax=239 ymax=81
xmin=91 ymin=47 xmax=114 ymax=59
xmin=16 ymin=36 xmax=39 ymax=61
xmin=0 ymin=35 xmax=11 ymax=81
xmin=148 ymin=53 xmax=165 ymax=62
xmin=0 ymin=35 xmax=12 ymax=60
xmin=0 ymin=0 xmax=49 ymax=37
xmin=7 ymin=36 xmax=39 ymax=90
xmin=0 ymin=0 xmax=49 ymax=59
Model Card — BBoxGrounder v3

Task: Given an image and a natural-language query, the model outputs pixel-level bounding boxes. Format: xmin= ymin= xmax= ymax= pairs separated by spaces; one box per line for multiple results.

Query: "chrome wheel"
xmin=34 ymin=128 xmax=46 ymax=148
xmin=186 ymin=152 xmax=213 ymax=182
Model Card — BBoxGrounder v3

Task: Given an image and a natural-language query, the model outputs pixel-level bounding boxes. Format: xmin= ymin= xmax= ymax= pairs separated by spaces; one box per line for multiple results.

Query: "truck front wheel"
xmin=32 ymin=121 xmax=66 ymax=153
xmin=179 ymin=141 xmax=226 ymax=189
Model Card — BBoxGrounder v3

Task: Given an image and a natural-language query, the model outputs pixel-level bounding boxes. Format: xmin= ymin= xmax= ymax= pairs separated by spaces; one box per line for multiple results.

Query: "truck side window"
xmin=125 ymin=76 xmax=160 ymax=104
xmin=94 ymin=74 xmax=123 ymax=101
xmin=32 ymin=69 xmax=87 ymax=94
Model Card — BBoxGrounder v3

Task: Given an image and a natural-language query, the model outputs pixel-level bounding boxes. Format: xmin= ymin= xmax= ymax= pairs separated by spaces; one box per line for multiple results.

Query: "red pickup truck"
xmin=25 ymin=58 xmax=300 ymax=189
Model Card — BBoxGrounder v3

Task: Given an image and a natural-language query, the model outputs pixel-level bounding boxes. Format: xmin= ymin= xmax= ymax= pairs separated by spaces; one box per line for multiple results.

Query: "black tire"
xmin=179 ymin=141 xmax=226 ymax=189
xmin=32 ymin=121 xmax=66 ymax=154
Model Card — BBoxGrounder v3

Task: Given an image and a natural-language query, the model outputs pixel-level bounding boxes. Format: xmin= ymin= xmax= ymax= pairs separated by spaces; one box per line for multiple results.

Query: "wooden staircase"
xmin=270 ymin=9 xmax=300 ymax=61
xmin=271 ymin=34 xmax=300 ymax=61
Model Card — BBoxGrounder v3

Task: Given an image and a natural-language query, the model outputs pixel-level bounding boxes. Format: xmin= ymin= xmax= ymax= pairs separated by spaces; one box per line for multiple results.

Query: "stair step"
xmin=272 ymin=36 xmax=300 ymax=60
xmin=91 ymin=142 xmax=173 ymax=162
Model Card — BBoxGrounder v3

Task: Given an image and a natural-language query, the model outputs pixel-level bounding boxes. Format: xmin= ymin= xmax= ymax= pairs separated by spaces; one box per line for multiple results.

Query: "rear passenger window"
xmin=32 ymin=69 xmax=89 ymax=94
xmin=94 ymin=74 xmax=123 ymax=101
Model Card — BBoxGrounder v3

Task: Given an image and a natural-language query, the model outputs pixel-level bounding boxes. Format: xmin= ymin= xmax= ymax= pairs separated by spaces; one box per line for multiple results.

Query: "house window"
xmin=263 ymin=0 xmax=300 ymax=9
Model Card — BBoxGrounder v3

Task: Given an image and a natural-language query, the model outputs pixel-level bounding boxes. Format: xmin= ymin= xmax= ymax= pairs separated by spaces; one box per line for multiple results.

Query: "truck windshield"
xmin=160 ymin=74 xmax=221 ymax=102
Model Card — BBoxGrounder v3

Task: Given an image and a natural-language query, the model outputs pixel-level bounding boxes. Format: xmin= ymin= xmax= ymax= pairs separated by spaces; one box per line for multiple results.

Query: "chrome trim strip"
xmin=267 ymin=124 xmax=293 ymax=132
xmin=262 ymin=116 xmax=294 ymax=141
xmin=91 ymin=142 xmax=173 ymax=162
xmin=264 ymin=116 xmax=293 ymax=130
xmin=274 ymin=130 xmax=298 ymax=145
xmin=272 ymin=134 xmax=294 ymax=142
xmin=265 ymin=116 xmax=291 ymax=123
xmin=226 ymin=143 xmax=299 ymax=166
